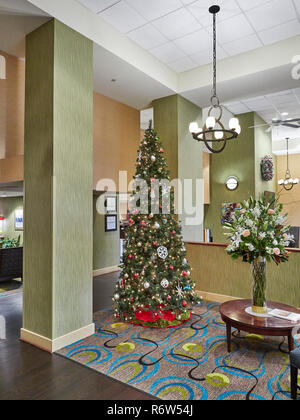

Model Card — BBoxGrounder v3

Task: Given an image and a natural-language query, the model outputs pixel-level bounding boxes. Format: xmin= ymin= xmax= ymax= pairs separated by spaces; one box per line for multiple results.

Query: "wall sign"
xmin=105 ymin=196 xmax=117 ymax=213
xmin=15 ymin=209 xmax=23 ymax=231
xmin=105 ymin=215 xmax=117 ymax=232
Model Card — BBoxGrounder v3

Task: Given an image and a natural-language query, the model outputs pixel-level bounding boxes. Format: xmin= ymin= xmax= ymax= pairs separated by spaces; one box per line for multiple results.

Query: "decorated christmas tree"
xmin=113 ymin=123 xmax=200 ymax=328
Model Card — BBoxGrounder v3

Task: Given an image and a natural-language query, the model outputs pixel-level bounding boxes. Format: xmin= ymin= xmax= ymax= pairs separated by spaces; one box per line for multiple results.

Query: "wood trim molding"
xmin=189 ymin=242 xmax=300 ymax=253
xmin=196 ymin=290 xmax=242 ymax=304
xmin=20 ymin=323 xmax=95 ymax=353
xmin=93 ymin=266 xmax=120 ymax=277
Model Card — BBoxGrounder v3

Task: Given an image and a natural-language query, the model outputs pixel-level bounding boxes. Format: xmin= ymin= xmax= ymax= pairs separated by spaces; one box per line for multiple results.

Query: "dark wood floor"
xmin=0 ymin=273 xmax=155 ymax=400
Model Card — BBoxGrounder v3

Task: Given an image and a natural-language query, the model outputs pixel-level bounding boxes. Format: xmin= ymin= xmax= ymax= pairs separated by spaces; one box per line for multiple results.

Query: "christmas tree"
xmin=113 ymin=123 xmax=200 ymax=328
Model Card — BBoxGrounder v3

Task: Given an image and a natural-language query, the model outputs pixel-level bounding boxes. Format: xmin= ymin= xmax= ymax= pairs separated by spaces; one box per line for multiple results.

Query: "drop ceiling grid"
xmin=224 ymin=88 xmax=300 ymax=122
xmin=77 ymin=0 xmax=300 ymax=72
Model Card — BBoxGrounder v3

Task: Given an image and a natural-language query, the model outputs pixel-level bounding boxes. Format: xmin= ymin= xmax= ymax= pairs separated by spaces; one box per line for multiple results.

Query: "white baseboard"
xmin=93 ymin=266 xmax=120 ymax=277
xmin=20 ymin=323 xmax=95 ymax=353
xmin=196 ymin=290 xmax=241 ymax=304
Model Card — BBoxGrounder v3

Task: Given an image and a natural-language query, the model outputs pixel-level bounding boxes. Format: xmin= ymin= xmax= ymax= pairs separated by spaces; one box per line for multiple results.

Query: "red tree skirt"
xmin=126 ymin=306 xmax=191 ymax=329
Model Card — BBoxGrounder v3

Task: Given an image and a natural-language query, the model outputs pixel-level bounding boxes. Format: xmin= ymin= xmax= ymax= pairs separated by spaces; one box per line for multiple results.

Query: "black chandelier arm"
xmin=204 ymin=139 xmax=227 ymax=154
xmin=192 ymin=129 xmax=238 ymax=142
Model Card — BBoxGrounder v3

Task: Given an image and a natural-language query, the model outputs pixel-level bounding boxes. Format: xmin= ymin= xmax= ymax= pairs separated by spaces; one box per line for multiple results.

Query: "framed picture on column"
xmin=105 ymin=196 xmax=117 ymax=213
xmin=105 ymin=215 xmax=117 ymax=232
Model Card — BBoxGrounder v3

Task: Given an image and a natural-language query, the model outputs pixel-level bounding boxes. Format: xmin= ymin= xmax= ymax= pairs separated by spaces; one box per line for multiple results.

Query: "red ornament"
xmin=172 ymin=230 xmax=176 ymax=235
xmin=129 ymin=218 xmax=134 ymax=224
xmin=159 ymin=148 xmax=164 ymax=153
xmin=153 ymin=242 xmax=157 ymax=247
xmin=169 ymin=265 xmax=174 ymax=271
xmin=133 ymin=273 xmax=139 ymax=279
xmin=128 ymin=254 xmax=133 ymax=260
xmin=182 ymin=271 xmax=188 ymax=277
xmin=181 ymin=300 xmax=188 ymax=307
xmin=167 ymin=296 xmax=172 ymax=301
xmin=131 ymin=297 xmax=135 ymax=302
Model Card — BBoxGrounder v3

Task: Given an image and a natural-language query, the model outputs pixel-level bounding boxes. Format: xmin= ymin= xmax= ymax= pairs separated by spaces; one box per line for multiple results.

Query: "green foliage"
xmin=224 ymin=194 xmax=292 ymax=265
xmin=0 ymin=236 xmax=21 ymax=249
xmin=113 ymin=127 xmax=201 ymax=324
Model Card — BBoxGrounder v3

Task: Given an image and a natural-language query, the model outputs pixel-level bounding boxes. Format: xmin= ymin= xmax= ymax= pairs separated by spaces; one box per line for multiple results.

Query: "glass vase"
xmin=251 ymin=257 xmax=267 ymax=314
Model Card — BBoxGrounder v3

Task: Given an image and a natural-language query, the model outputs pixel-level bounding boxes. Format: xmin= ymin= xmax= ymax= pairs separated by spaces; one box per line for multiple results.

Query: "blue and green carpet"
xmin=56 ymin=301 xmax=300 ymax=400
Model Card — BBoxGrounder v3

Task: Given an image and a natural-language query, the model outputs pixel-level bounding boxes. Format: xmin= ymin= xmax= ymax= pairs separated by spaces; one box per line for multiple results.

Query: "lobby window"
xmin=0 ymin=55 xmax=6 ymax=80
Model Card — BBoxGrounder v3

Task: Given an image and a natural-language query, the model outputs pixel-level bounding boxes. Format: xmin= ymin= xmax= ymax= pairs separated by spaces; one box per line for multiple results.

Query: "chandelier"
xmin=189 ymin=5 xmax=241 ymax=154
xmin=278 ymin=138 xmax=299 ymax=191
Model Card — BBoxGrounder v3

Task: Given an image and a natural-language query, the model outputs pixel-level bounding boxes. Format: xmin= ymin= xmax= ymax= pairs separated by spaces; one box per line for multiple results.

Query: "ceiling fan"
xmin=249 ymin=114 xmax=300 ymax=133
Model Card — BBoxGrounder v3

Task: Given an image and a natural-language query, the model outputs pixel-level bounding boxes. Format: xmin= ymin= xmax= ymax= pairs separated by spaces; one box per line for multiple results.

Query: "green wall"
xmin=153 ymin=95 xmax=179 ymax=180
xmin=254 ymin=113 xmax=277 ymax=197
xmin=204 ymin=112 xmax=276 ymax=243
xmin=204 ymin=112 xmax=256 ymax=243
xmin=153 ymin=94 xmax=203 ymax=242
xmin=24 ymin=19 xmax=93 ymax=340
xmin=93 ymin=193 xmax=120 ymax=270
xmin=0 ymin=197 xmax=23 ymax=243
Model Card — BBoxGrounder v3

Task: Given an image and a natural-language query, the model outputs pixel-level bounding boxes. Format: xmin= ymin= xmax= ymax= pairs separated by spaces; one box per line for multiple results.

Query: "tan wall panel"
xmin=93 ymin=92 xmax=140 ymax=191
xmin=0 ymin=51 xmax=25 ymax=160
xmin=277 ymin=153 xmax=300 ymax=226
xmin=0 ymin=155 xmax=23 ymax=182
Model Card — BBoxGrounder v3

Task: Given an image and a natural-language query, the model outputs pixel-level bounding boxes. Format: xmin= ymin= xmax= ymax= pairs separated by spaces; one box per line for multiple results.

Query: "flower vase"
xmin=251 ymin=257 xmax=267 ymax=314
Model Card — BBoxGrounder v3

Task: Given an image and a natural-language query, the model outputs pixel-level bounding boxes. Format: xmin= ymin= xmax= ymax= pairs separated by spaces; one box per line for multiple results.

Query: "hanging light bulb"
xmin=214 ymin=131 xmax=224 ymax=140
xmin=189 ymin=122 xmax=199 ymax=133
xmin=229 ymin=118 xmax=240 ymax=131
xmin=206 ymin=116 xmax=216 ymax=130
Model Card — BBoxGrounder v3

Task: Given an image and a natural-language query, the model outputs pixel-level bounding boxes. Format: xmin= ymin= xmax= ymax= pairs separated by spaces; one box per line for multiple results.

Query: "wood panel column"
xmin=22 ymin=19 xmax=94 ymax=352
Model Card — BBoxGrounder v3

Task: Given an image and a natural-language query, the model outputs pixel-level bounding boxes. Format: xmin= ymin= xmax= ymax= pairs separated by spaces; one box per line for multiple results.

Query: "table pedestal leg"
xmin=288 ymin=333 xmax=294 ymax=353
xmin=226 ymin=323 xmax=231 ymax=353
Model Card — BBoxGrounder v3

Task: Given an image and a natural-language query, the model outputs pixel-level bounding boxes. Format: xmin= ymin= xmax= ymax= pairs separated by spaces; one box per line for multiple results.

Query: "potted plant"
xmin=224 ymin=196 xmax=293 ymax=314
xmin=0 ymin=236 xmax=21 ymax=249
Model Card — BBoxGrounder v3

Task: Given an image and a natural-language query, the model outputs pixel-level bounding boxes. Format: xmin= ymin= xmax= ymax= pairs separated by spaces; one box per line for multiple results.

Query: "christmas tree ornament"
xmin=114 ymin=293 xmax=120 ymax=300
xmin=157 ymin=246 xmax=168 ymax=260
xmin=154 ymin=222 xmax=160 ymax=229
xmin=151 ymin=155 xmax=156 ymax=162
xmin=181 ymin=300 xmax=188 ymax=307
xmin=128 ymin=254 xmax=133 ymax=260
xmin=161 ymin=279 xmax=169 ymax=288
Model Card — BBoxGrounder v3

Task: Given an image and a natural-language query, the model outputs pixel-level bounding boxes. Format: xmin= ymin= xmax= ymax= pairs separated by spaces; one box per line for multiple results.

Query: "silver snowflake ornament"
xmin=157 ymin=246 xmax=168 ymax=260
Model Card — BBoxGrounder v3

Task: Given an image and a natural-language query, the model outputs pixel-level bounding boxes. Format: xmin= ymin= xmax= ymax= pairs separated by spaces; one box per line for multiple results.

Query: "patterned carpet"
xmin=56 ymin=301 xmax=300 ymax=401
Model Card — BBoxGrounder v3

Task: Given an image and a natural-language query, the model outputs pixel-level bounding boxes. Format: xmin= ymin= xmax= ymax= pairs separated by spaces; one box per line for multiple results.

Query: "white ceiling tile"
xmin=100 ymin=1 xmax=147 ymax=33
xmin=173 ymin=29 xmax=212 ymax=55
xmin=152 ymin=8 xmax=201 ymax=40
xmin=188 ymin=0 xmax=241 ymax=27
xmin=127 ymin=24 xmax=167 ymax=49
xmin=209 ymin=13 xmax=254 ymax=43
xmin=192 ymin=47 xmax=228 ymax=65
xmin=222 ymin=33 xmax=263 ymax=56
xmin=225 ymin=102 xmax=251 ymax=114
xmin=126 ymin=0 xmax=182 ymax=21
xmin=259 ymin=19 xmax=300 ymax=45
xmin=236 ymin=0 xmax=273 ymax=12
xmin=246 ymin=0 xmax=297 ymax=32
xmin=167 ymin=56 xmax=198 ymax=72
xmin=242 ymin=95 xmax=272 ymax=110
xmin=150 ymin=42 xmax=186 ymax=63
xmin=78 ymin=0 xmax=120 ymax=13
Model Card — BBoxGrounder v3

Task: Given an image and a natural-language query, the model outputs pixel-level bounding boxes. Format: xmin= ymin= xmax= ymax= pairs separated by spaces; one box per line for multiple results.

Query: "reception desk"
xmin=187 ymin=242 xmax=300 ymax=308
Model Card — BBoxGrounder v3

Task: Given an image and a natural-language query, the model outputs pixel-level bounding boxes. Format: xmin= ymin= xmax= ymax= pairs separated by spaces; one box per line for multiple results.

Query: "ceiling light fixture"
xmin=278 ymin=138 xmax=299 ymax=191
xmin=189 ymin=5 xmax=241 ymax=154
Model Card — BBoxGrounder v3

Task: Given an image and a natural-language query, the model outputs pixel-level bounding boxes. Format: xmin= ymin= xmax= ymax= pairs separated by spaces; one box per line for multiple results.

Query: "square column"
xmin=21 ymin=19 xmax=94 ymax=352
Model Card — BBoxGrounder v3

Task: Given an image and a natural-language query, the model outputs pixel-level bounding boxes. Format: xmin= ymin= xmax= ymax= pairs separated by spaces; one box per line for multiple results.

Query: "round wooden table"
xmin=219 ymin=300 xmax=300 ymax=353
